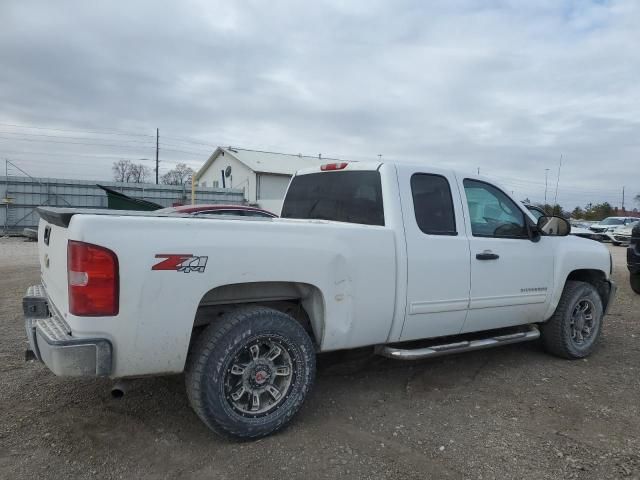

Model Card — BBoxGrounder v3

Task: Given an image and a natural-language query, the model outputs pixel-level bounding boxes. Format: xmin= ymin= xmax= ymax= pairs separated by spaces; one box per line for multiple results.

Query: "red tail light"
xmin=320 ymin=162 xmax=348 ymax=171
xmin=68 ymin=241 xmax=119 ymax=316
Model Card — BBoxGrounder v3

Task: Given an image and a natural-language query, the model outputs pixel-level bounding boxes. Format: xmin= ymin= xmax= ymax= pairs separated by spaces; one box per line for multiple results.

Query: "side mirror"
xmin=537 ymin=215 xmax=571 ymax=237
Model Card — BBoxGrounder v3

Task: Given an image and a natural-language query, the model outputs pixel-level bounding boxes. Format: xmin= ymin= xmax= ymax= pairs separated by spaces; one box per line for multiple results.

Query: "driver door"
xmin=459 ymin=178 xmax=554 ymax=333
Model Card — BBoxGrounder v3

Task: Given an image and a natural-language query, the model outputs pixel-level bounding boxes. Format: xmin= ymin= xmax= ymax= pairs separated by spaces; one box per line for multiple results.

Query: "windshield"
xmin=601 ymin=218 xmax=624 ymax=225
xmin=525 ymin=205 xmax=545 ymax=220
xmin=281 ymin=171 xmax=384 ymax=226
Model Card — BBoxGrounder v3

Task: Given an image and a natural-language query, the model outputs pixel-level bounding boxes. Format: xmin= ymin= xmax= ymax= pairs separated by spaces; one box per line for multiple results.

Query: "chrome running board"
xmin=376 ymin=325 xmax=540 ymax=360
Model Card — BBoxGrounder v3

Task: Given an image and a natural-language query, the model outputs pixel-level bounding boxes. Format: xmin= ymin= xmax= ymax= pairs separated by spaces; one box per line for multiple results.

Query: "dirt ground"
xmin=0 ymin=237 xmax=638 ymax=480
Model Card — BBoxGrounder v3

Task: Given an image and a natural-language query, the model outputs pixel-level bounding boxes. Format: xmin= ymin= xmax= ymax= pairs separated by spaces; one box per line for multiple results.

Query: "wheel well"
xmin=565 ymin=269 xmax=611 ymax=310
xmin=191 ymin=281 xmax=325 ymax=347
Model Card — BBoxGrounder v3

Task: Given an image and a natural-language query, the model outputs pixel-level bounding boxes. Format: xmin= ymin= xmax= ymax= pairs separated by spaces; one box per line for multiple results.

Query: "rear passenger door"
xmin=398 ymin=168 xmax=471 ymax=341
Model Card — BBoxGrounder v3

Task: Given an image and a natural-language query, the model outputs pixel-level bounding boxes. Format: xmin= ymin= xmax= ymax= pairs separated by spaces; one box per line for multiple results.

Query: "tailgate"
xmin=38 ymin=217 xmax=70 ymax=314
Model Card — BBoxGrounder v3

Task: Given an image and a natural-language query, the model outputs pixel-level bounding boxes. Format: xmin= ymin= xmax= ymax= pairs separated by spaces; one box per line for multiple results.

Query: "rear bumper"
xmin=23 ymin=285 xmax=112 ymax=377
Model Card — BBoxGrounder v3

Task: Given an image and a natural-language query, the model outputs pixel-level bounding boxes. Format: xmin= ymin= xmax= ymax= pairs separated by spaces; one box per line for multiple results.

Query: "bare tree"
xmin=161 ymin=163 xmax=194 ymax=185
xmin=112 ymin=160 xmax=133 ymax=182
xmin=130 ymin=163 xmax=151 ymax=183
xmin=112 ymin=160 xmax=150 ymax=183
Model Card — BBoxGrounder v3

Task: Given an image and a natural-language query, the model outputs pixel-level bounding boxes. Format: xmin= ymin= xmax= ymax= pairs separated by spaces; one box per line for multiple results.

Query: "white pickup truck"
xmin=24 ymin=161 xmax=616 ymax=439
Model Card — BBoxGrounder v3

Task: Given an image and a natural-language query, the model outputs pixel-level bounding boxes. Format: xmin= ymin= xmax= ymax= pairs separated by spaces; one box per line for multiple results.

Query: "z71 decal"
xmin=152 ymin=254 xmax=208 ymax=273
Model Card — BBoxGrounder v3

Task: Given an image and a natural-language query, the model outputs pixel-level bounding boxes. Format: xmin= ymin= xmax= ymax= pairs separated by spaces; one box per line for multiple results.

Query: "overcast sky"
xmin=1 ymin=0 xmax=638 ymax=209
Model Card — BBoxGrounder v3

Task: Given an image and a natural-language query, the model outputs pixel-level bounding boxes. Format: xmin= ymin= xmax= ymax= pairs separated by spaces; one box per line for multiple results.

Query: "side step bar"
xmin=376 ymin=325 xmax=540 ymax=360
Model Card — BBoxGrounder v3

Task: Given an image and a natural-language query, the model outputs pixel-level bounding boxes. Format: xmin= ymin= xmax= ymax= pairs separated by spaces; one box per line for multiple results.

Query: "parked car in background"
xmin=629 ymin=223 xmax=640 ymax=294
xmin=589 ymin=217 xmax=638 ymax=242
xmin=570 ymin=225 xmax=603 ymax=241
xmin=604 ymin=220 xmax=639 ymax=246
xmin=156 ymin=204 xmax=277 ymax=218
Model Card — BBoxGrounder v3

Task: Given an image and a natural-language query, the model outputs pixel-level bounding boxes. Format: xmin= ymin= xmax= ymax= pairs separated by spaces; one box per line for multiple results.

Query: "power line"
xmin=0 ymin=135 xmax=213 ymax=159
xmin=0 ymin=122 xmax=155 ymax=138
xmin=0 ymin=135 xmax=157 ymax=150
xmin=0 ymin=150 xmax=198 ymax=167
xmin=0 ymin=130 xmax=157 ymax=145
xmin=0 ymin=131 xmax=211 ymax=157
xmin=161 ymin=134 xmax=219 ymax=149
xmin=1 ymin=122 xmax=220 ymax=151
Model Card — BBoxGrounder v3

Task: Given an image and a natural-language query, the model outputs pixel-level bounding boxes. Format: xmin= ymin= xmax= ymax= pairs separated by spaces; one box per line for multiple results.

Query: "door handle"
xmin=476 ymin=251 xmax=499 ymax=260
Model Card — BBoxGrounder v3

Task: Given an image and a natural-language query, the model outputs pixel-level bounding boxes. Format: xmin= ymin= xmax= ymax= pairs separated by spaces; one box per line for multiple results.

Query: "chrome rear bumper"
xmin=23 ymin=285 xmax=112 ymax=377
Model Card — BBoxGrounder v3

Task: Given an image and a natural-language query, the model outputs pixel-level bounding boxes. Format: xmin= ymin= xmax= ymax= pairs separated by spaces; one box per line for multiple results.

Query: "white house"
xmin=194 ymin=147 xmax=339 ymax=213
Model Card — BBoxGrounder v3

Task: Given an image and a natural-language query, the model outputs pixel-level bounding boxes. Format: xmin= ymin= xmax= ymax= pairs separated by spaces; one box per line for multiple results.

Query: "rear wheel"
xmin=540 ymin=281 xmax=603 ymax=359
xmin=631 ymin=274 xmax=640 ymax=295
xmin=185 ymin=307 xmax=316 ymax=439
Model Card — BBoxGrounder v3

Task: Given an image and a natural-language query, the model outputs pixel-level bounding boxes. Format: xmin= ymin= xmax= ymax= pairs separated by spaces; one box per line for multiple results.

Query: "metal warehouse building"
xmin=194 ymin=147 xmax=342 ymax=214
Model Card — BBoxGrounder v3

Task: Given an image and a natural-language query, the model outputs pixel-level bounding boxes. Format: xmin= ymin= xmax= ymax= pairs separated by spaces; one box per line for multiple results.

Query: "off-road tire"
xmin=631 ymin=274 xmax=640 ymax=295
xmin=540 ymin=281 xmax=603 ymax=359
xmin=185 ymin=306 xmax=316 ymax=439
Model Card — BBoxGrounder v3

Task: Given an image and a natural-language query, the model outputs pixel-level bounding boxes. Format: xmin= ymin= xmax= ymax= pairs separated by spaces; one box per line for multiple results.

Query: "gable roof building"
xmin=194 ymin=147 xmax=341 ymax=214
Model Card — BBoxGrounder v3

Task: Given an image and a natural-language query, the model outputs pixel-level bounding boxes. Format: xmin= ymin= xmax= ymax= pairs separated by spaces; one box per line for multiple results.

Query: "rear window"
xmin=410 ymin=174 xmax=457 ymax=235
xmin=281 ymin=171 xmax=384 ymax=226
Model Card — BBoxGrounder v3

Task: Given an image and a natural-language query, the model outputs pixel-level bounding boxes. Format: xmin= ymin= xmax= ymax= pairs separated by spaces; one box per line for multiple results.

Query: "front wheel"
xmin=612 ymin=241 xmax=621 ymax=246
xmin=185 ymin=307 xmax=316 ymax=439
xmin=631 ymin=274 xmax=640 ymax=295
xmin=540 ymin=281 xmax=603 ymax=359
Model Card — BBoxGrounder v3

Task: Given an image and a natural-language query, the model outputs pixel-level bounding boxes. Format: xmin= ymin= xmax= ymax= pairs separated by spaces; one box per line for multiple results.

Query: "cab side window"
xmin=463 ymin=179 xmax=528 ymax=238
xmin=410 ymin=174 xmax=457 ymax=235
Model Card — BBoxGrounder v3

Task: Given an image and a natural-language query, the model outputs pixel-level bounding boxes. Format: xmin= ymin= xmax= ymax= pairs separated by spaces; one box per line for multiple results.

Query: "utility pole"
xmin=155 ymin=128 xmax=159 ymax=184
xmin=622 ymin=186 xmax=625 ymax=212
xmin=544 ymin=168 xmax=550 ymax=206
xmin=553 ymin=154 xmax=562 ymax=206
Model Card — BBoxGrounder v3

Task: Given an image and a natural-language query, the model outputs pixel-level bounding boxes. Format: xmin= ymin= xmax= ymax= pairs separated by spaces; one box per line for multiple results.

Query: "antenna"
xmin=553 ymin=154 xmax=562 ymax=206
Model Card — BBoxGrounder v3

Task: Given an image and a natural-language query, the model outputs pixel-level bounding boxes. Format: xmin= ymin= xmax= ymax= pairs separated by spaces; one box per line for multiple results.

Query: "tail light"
xmin=320 ymin=162 xmax=348 ymax=171
xmin=68 ymin=241 xmax=119 ymax=316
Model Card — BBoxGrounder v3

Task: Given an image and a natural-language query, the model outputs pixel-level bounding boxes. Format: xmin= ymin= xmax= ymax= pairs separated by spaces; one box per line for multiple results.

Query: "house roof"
xmin=195 ymin=146 xmax=345 ymax=180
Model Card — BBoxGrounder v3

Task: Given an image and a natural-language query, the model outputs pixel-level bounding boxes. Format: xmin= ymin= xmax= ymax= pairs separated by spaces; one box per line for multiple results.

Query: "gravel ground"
xmin=0 ymin=236 xmax=638 ymax=480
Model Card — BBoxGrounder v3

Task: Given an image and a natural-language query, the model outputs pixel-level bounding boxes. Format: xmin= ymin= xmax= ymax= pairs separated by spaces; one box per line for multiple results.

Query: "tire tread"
xmin=541 ymin=280 xmax=602 ymax=359
xmin=185 ymin=306 xmax=315 ymax=439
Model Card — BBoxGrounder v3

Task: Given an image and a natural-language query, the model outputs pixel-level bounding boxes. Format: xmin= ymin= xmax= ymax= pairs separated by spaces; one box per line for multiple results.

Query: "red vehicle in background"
xmin=156 ymin=204 xmax=277 ymax=218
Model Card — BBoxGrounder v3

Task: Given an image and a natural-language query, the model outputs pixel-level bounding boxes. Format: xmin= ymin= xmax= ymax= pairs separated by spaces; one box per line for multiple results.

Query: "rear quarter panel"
xmin=65 ymin=214 xmax=397 ymax=377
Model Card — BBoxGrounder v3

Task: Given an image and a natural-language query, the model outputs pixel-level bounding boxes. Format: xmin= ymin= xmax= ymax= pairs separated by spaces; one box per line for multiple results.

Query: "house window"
xmin=201 ymin=181 xmax=207 ymax=187
xmin=212 ymin=181 xmax=219 ymax=188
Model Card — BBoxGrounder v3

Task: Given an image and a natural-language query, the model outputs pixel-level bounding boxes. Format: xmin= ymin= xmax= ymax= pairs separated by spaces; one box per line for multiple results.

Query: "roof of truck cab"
xmin=294 ymin=160 xmax=467 ymax=177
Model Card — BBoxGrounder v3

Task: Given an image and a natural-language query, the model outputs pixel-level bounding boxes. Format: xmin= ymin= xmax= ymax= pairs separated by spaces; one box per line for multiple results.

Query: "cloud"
xmin=0 ymin=0 xmax=638 ymax=208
